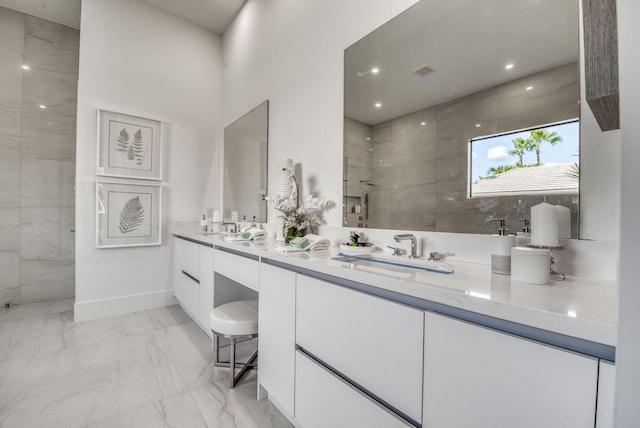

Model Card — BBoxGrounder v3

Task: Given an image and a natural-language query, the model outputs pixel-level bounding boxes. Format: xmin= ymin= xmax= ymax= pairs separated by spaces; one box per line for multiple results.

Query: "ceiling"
xmin=344 ymin=0 xmax=580 ymax=125
xmin=0 ymin=0 xmax=246 ymax=33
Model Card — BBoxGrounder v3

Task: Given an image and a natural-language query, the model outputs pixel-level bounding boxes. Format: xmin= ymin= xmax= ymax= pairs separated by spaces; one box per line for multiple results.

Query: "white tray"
xmin=339 ymin=243 xmax=376 ymax=255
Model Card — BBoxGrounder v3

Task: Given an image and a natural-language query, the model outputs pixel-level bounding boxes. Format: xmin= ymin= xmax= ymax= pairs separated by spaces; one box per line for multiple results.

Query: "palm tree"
xmin=509 ymin=137 xmax=533 ymax=166
xmin=529 ymin=129 xmax=562 ymax=164
xmin=487 ymin=165 xmax=516 ymax=176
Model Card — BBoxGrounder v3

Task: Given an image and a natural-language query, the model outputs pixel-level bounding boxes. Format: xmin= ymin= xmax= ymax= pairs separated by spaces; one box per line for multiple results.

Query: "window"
xmin=468 ymin=120 xmax=579 ymax=198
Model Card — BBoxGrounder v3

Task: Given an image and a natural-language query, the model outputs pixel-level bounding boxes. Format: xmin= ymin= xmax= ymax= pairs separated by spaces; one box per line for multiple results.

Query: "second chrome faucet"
xmin=393 ymin=234 xmax=419 ymax=259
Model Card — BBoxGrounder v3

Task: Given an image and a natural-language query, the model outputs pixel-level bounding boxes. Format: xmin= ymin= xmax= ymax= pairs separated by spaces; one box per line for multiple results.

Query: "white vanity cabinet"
xmin=172 ymin=236 xmax=214 ymax=335
xmin=258 ymin=263 xmax=296 ymax=417
xmin=296 ymin=275 xmax=424 ymax=424
xmin=596 ymin=361 xmax=615 ymax=428
xmin=423 ymin=311 xmax=599 ymax=428
xmin=294 ymin=351 xmax=413 ymax=428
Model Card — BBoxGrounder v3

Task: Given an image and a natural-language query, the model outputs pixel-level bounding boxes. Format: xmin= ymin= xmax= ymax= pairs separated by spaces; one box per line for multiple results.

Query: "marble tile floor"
xmin=0 ymin=298 xmax=293 ymax=428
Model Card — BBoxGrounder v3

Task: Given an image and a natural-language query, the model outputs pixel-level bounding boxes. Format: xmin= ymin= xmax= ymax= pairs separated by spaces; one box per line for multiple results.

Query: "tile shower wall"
xmin=347 ymin=63 xmax=579 ymax=233
xmin=343 ymin=117 xmax=372 ymax=227
xmin=0 ymin=7 xmax=79 ymax=305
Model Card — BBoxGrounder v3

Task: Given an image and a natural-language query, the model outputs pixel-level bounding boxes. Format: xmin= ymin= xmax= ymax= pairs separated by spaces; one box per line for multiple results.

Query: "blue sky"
xmin=469 ymin=120 xmax=579 ymax=183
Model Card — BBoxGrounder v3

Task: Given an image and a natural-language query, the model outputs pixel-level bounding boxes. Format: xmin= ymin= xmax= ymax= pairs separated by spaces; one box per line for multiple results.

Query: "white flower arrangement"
xmin=265 ymin=165 xmax=331 ymax=236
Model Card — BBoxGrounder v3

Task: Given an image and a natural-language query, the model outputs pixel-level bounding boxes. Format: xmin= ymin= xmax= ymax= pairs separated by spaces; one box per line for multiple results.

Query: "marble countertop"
xmin=174 ymin=231 xmax=617 ymax=348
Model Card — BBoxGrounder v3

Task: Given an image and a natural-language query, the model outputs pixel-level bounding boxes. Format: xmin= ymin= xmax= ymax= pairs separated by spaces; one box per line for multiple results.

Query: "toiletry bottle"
xmin=490 ymin=218 xmax=516 ymax=275
xmin=200 ymin=215 xmax=207 ymax=232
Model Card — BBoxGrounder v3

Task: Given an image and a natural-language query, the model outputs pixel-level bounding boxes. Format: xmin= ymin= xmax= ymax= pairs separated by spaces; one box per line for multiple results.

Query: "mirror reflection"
xmin=223 ymin=101 xmax=269 ymax=222
xmin=343 ymin=0 xmax=580 ymax=237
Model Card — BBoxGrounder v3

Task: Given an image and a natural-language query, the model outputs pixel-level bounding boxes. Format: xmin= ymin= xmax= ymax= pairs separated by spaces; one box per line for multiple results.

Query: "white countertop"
xmin=174 ymin=231 xmax=617 ymax=348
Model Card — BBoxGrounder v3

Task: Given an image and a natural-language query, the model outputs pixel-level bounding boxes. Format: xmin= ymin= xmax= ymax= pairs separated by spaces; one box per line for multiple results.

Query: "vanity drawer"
xmin=213 ymin=248 xmax=260 ymax=291
xmin=175 ymin=237 xmax=200 ymax=279
xmin=296 ymin=275 xmax=424 ymax=423
xmin=295 ymin=351 xmax=413 ymax=428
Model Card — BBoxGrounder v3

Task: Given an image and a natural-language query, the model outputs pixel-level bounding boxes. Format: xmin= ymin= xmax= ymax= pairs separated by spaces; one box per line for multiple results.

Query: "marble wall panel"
xmin=367 ymin=188 xmax=391 ymax=229
xmin=0 ymin=7 xmax=24 ymax=139
xmin=497 ymin=63 xmax=579 ymax=133
xmin=20 ymin=157 xmax=75 ymax=208
xmin=19 ymin=260 xmax=74 ymax=303
xmin=391 ymin=159 xmax=437 ymax=188
xmin=1 ymin=10 xmax=80 ymax=305
xmin=21 ymin=69 xmax=78 ymax=131
xmin=24 ymin=15 xmax=80 ymax=75
xmin=390 ymin=108 xmax=438 ymax=165
xmin=20 ymin=208 xmax=75 ymax=262
xmin=0 ymin=137 xmax=21 ymax=205
xmin=20 ymin=129 xmax=76 ymax=160
xmin=437 ymin=91 xmax=498 ymax=160
xmin=0 ymin=252 xmax=20 ymax=305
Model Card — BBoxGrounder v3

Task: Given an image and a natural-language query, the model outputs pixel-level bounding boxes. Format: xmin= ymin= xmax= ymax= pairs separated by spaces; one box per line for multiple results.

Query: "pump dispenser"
xmin=490 ymin=218 xmax=516 ymax=275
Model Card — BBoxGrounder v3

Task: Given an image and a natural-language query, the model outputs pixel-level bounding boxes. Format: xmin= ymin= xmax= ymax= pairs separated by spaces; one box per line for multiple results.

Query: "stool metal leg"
xmin=211 ymin=330 xmax=258 ymax=388
xmin=230 ymin=337 xmax=236 ymax=387
xmin=213 ymin=332 xmax=220 ymax=364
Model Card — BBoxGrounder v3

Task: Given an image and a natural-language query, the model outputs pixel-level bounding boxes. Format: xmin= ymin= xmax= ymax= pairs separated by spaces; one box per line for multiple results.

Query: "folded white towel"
xmin=225 ymin=227 xmax=267 ymax=242
xmin=274 ymin=234 xmax=331 ymax=252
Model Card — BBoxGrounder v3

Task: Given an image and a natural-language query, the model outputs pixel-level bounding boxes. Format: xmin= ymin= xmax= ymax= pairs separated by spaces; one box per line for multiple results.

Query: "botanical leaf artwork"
xmin=111 ymin=126 xmax=148 ymax=167
xmin=132 ymin=129 xmax=146 ymax=165
xmin=116 ymin=128 xmax=130 ymax=156
xmin=119 ymin=196 xmax=145 ymax=234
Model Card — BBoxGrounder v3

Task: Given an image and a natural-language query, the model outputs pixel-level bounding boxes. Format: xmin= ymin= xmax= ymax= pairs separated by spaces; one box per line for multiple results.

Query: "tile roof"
xmin=472 ymin=163 xmax=578 ymax=196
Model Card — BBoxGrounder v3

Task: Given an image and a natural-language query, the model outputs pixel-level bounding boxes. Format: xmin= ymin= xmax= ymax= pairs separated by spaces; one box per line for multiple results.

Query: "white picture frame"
xmin=97 ymin=109 xmax=162 ymax=180
xmin=96 ymin=181 xmax=162 ymax=248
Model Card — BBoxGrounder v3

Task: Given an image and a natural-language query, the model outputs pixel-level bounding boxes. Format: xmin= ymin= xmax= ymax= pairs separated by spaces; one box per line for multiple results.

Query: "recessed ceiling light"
xmin=420 ymin=121 xmax=426 ymax=126
xmin=475 ymin=123 xmax=481 ymax=127
xmin=22 ymin=65 xmax=30 ymax=70
xmin=366 ymin=137 xmax=371 ymax=140
xmin=369 ymin=148 xmax=373 ymax=152
xmin=379 ymin=159 xmax=383 ymax=162
xmin=371 ymin=67 xmax=379 ymax=74
xmin=47 ymin=122 xmax=52 ymax=125
xmin=374 ymin=102 xmax=382 ymax=108
xmin=526 ymin=86 xmax=533 ymax=90
xmin=505 ymin=63 xmax=514 ymax=70
xmin=39 ymin=105 xmax=46 ymax=109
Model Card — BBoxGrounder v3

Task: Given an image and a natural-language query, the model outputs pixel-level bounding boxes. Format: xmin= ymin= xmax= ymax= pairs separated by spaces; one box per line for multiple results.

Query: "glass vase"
xmin=285 ymin=227 xmax=307 ymax=244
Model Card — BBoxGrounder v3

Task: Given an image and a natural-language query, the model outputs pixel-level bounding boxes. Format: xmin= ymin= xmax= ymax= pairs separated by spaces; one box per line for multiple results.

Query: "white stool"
xmin=209 ymin=300 xmax=258 ymax=388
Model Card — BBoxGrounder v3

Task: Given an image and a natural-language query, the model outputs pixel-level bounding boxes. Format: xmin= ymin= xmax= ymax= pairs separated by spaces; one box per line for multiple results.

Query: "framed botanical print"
xmin=97 ymin=109 xmax=162 ymax=180
xmin=96 ymin=181 xmax=162 ymax=248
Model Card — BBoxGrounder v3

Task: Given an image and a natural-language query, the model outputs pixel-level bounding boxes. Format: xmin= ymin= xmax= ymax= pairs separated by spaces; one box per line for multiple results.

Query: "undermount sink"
xmin=335 ymin=252 xmax=454 ymax=275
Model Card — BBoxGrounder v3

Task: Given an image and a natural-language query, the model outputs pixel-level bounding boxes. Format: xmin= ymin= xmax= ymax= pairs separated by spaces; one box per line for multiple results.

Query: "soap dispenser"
xmin=490 ymin=218 xmax=516 ymax=275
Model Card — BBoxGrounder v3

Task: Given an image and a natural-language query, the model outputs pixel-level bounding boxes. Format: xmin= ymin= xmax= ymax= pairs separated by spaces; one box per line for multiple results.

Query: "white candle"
xmin=212 ymin=210 xmax=222 ymax=223
xmin=556 ymin=204 xmax=571 ymax=239
xmin=531 ymin=202 xmax=558 ymax=247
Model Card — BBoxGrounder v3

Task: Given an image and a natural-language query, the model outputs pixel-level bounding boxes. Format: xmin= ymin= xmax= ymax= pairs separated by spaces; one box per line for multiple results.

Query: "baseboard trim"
xmin=74 ymin=289 xmax=176 ymax=321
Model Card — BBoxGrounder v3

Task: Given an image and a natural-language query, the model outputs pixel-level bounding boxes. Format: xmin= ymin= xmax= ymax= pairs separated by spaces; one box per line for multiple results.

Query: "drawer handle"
xmin=181 ymin=270 xmax=200 ymax=284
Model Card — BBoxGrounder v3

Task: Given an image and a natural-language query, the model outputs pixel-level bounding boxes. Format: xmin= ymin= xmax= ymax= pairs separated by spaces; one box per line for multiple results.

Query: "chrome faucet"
xmin=222 ymin=221 xmax=237 ymax=233
xmin=394 ymin=234 xmax=419 ymax=259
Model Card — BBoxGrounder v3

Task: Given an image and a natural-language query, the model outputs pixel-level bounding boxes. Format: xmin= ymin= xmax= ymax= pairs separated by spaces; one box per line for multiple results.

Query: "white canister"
xmin=491 ymin=234 xmax=516 ymax=275
xmin=511 ymin=247 xmax=551 ymax=285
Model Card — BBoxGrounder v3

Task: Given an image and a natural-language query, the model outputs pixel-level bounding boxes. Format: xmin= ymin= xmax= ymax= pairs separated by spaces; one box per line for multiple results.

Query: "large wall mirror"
xmin=343 ymin=0 xmax=580 ymax=237
xmin=223 ymin=101 xmax=269 ymax=222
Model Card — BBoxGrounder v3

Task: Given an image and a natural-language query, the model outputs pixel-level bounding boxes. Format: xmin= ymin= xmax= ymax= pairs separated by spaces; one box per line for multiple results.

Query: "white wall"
xmin=75 ymin=0 xmax=222 ymax=320
xmin=615 ymin=0 xmax=640 ymax=425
